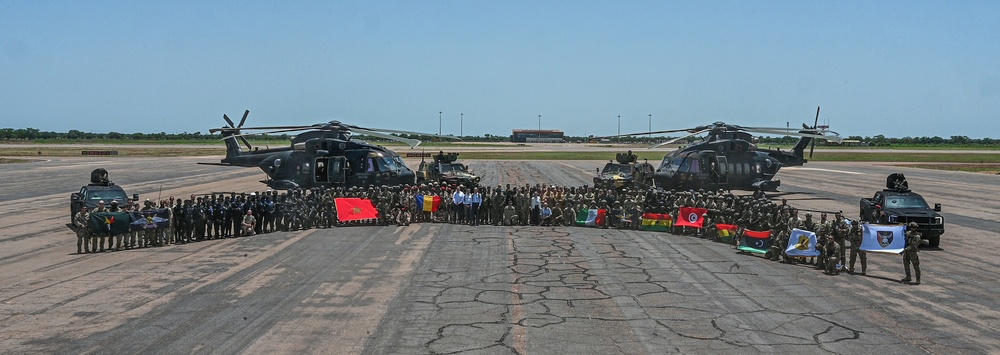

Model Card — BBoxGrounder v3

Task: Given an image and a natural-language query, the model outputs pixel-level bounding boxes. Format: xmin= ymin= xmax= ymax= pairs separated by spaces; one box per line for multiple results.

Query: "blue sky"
xmin=2 ymin=1 xmax=998 ymax=138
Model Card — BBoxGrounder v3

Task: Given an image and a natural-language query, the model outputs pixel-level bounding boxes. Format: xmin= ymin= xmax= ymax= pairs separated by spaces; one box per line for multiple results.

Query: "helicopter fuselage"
xmin=653 ymin=137 xmax=784 ymax=192
xmin=209 ymin=130 xmax=415 ymax=190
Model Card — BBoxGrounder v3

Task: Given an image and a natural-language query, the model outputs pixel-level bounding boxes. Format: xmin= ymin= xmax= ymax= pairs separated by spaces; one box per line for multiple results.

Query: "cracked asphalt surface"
xmin=0 ymin=154 xmax=997 ymax=354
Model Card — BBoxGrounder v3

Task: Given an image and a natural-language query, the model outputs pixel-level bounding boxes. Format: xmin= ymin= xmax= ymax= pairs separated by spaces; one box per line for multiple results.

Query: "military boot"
xmin=914 ymin=270 xmax=921 ymax=285
xmin=901 ymin=276 xmax=911 ymax=283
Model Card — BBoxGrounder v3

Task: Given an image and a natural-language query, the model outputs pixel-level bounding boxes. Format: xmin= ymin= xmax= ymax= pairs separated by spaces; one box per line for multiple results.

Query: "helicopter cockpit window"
xmin=390 ymin=155 xmax=406 ymax=170
xmin=687 ymin=159 xmax=700 ymax=173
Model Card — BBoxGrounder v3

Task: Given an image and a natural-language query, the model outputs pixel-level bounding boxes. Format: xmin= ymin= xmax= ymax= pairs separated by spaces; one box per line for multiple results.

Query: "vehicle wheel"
xmin=927 ymin=234 xmax=940 ymax=248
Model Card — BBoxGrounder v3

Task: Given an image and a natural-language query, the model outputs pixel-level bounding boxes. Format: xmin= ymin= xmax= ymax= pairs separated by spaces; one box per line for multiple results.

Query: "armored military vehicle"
xmin=860 ymin=173 xmax=944 ymax=247
xmin=70 ymin=169 xmax=134 ymax=222
xmin=592 ymin=151 xmax=655 ymax=190
xmin=415 ymin=152 xmax=481 ymax=186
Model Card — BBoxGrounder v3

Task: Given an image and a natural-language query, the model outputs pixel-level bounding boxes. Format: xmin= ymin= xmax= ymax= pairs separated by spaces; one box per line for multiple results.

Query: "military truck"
xmin=70 ymin=169 xmax=134 ymax=222
xmin=415 ymin=152 xmax=481 ymax=186
xmin=592 ymin=151 xmax=655 ymax=190
xmin=859 ymin=173 xmax=944 ymax=247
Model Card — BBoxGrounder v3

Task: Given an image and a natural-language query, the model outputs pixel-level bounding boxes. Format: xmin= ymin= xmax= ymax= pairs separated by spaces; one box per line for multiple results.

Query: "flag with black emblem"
xmin=861 ymin=224 xmax=906 ymax=253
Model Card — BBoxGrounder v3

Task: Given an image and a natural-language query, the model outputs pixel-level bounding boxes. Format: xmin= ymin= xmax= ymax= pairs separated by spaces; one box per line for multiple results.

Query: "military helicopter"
xmin=606 ymin=107 xmax=842 ymax=191
xmin=200 ymin=110 xmax=457 ymax=190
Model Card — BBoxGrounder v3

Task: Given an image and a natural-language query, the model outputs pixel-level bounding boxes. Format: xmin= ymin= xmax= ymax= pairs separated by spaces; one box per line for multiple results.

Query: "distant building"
xmin=511 ymin=129 xmax=565 ymax=143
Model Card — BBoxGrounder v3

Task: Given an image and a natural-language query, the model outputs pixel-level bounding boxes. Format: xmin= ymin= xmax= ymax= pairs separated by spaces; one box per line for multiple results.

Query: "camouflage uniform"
xmin=847 ymin=220 xmax=867 ymax=274
xmin=902 ymin=222 xmax=921 ymax=284
xmin=824 ymin=237 xmax=840 ymax=275
xmin=74 ymin=208 xmax=91 ymax=254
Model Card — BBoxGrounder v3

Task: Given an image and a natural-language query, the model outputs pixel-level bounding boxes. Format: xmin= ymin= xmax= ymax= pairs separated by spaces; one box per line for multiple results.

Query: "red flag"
xmin=674 ymin=207 xmax=708 ymax=228
xmin=335 ymin=198 xmax=379 ymax=222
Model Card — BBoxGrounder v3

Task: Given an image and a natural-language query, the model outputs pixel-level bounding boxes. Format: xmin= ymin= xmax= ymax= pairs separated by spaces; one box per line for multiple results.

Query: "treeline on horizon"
xmin=1 ymin=127 xmax=998 ymax=146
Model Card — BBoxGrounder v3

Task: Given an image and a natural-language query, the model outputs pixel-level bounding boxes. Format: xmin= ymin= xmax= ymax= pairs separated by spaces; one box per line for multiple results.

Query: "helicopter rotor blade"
xmin=650 ymin=128 xmax=711 ymax=149
xmin=238 ymin=110 xmax=249 ymax=128
xmin=344 ymin=124 xmax=460 ymax=140
xmin=743 ymin=128 xmax=842 ymax=143
xmin=223 ymin=114 xmax=236 ymax=128
xmin=239 ymin=136 xmax=253 ymax=151
xmin=232 ymin=127 xmax=314 ymax=136
xmin=597 ymin=128 xmax=698 ymax=139
xmin=810 ymin=106 xmax=820 ymax=158
xmin=350 ymin=127 xmax=423 ymax=147
xmin=230 ymin=125 xmax=316 ymax=131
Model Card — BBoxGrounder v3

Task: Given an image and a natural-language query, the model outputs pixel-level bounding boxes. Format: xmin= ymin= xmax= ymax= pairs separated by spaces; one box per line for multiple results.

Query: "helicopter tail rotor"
xmin=220 ymin=111 xmax=253 ymax=151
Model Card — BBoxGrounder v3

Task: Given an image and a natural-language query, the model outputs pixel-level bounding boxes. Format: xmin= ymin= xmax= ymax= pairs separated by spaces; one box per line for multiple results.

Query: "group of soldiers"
xmin=71 ymin=181 xmax=921 ymax=284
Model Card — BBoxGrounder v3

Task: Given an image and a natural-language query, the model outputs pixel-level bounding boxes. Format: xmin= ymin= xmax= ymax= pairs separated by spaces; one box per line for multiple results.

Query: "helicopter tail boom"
xmin=791 ymin=134 xmax=813 ymax=160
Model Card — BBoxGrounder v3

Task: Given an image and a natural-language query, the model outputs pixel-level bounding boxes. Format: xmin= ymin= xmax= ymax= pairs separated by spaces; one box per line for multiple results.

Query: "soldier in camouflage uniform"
xmin=901 ymin=222 xmax=921 ymax=285
xmin=74 ymin=206 xmax=91 ymax=254
xmin=847 ymin=219 xmax=867 ymax=274
xmin=824 ymin=235 xmax=841 ymax=275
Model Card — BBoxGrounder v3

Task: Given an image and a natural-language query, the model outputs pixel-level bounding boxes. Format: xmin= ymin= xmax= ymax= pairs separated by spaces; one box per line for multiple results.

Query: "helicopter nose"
xmin=653 ymin=171 xmax=672 ymax=189
xmin=398 ymin=170 xmax=415 ymax=185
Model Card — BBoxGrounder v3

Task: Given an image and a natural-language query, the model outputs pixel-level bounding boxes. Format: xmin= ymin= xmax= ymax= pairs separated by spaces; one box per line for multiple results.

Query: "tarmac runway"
xmin=0 ymin=155 xmax=998 ymax=354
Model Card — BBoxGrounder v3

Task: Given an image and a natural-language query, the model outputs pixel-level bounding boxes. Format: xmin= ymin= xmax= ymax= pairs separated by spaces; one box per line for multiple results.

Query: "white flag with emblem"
xmin=860 ymin=224 xmax=906 ymax=253
xmin=785 ymin=228 xmax=820 ymax=257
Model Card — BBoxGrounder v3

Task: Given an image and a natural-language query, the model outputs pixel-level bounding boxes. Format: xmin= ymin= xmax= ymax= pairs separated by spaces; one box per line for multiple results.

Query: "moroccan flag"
xmin=716 ymin=224 xmax=737 ymax=243
xmin=641 ymin=213 xmax=672 ymax=232
xmin=738 ymin=229 xmax=772 ymax=254
xmin=335 ymin=198 xmax=379 ymax=222
xmin=89 ymin=212 xmax=132 ymax=235
xmin=861 ymin=224 xmax=906 ymax=253
xmin=674 ymin=207 xmax=708 ymax=228
xmin=415 ymin=194 xmax=442 ymax=212
xmin=129 ymin=208 xmax=170 ymax=231
xmin=785 ymin=228 xmax=821 ymax=257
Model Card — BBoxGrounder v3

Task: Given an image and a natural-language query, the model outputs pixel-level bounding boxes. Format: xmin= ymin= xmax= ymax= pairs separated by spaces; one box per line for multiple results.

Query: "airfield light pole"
xmin=461 ymin=113 xmax=464 ymax=137
xmin=537 ymin=115 xmax=541 ymax=140
xmin=439 ymin=111 xmax=442 ymax=136
xmin=617 ymin=115 xmax=621 ymax=141
xmin=648 ymin=114 xmax=652 ymax=140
